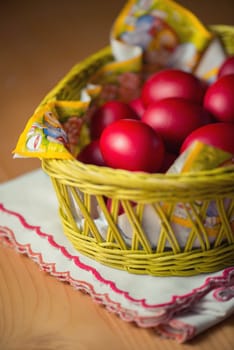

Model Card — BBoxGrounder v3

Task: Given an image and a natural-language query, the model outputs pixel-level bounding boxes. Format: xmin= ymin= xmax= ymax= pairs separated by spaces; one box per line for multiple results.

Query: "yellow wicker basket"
xmin=41 ymin=25 xmax=234 ymax=276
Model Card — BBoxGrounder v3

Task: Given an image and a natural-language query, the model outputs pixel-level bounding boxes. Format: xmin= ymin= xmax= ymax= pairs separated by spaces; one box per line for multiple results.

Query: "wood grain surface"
xmin=0 ymin=1 xmax=234 ymax=349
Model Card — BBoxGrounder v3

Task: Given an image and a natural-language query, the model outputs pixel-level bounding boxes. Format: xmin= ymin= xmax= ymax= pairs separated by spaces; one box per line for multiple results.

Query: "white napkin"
xmin=0 ymin=169 xmax=233 ymax=343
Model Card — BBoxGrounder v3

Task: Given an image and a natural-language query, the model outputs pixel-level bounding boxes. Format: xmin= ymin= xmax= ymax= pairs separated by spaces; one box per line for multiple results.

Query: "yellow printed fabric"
xmin=111 ymin=0 xmax=213 ymax=73
xmin=13 ymin=101 xmax=90 ymax=159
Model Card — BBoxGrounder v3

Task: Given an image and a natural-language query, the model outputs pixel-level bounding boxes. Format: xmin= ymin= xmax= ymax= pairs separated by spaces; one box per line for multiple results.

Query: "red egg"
xmin=180 ymin=122 xmax=234 ymax=155
xmin=204 ymin=74 xmax=234 ymax=123
xmin=128 ymin=97 xmax=146 ymax=118
xmin=142 ymin=97 xmax=209 ymax=152
xmin=141 ymin=69 xmax=206 ymax=107
xmin=90 ymin=100 xmax=138 ymax=140
xmin=100 ymin=119 xmax=165 ymax=172
xmin=77 ymin=140 xmax=106 ymax=166
xmin=218 ymin=56 xmax=234 ymax=78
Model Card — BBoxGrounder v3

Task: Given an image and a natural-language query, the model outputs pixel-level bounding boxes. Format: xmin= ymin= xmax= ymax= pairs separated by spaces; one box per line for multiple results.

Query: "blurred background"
xmin=0 ymin=0 xmax=233 ymax=182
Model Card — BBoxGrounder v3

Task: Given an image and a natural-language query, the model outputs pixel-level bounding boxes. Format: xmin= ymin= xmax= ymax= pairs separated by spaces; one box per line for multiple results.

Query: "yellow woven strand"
xmin=179 ymin=203 xmax=207 ymax=251
xmin=96 ymin=195 xmax=127 ymax=250
xmin=105 ymin=198 xmax=119 ymax=243
xmin=214 ymin=200 xmax=233 ymax=247
xmin=216 ymin=199 xmax=234 ymax=244
xmin=69 ymin=187 xmax=103 ymax=242
xmin=132 ymin=202 xmax=145 ymax=249
xmin=154 ymin=203 xmax=181 ymax=254
xmin=83 ymin=193 xmax=92 ymax=237
xmin=135 ymin=202 xmax=145 ymax=242
xmin=184 ymin=200 xmax=210 ymax=251
xmin=155 ymin=203 xmax=174 ymax=253
xmin=121 ymin=200 xmax=152 ymax=253
xmin=187 ymin=201 xmax=211 ymax=249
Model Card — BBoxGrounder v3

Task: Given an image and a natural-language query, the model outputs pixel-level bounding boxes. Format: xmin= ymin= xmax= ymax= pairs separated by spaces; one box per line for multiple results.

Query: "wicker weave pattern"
xmin=41 ymin=26 xmax=234 ymax=276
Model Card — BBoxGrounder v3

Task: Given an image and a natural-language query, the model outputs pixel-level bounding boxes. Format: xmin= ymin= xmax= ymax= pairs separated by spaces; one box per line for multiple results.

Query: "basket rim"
xmin=42 ymin=158 xmax=234 ymax=200
xmin=43 ymin=157 xmax=234 ymax=180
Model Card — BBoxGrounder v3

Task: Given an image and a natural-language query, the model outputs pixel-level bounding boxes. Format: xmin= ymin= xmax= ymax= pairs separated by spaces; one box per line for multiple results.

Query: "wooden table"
xmin=0 ymin=1 xmax=233 ymax=349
